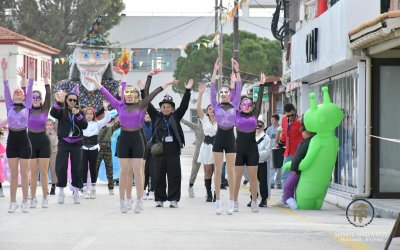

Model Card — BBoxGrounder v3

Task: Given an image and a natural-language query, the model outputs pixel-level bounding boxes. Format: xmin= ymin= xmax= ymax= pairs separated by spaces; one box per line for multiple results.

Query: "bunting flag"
xmin=54 ymin=58 xmax=60 ymax=65
xmin=60 ymin=58 xmax=65 ymax=65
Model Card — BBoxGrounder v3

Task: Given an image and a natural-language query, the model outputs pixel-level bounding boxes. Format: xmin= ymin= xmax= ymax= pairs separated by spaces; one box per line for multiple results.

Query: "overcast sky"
xmin=122 ymin=0 xmax=233 ymax=16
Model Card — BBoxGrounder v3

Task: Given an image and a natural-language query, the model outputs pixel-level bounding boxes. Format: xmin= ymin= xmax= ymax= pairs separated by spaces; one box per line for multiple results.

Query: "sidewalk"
xmin=184 ymin=146 xmax=400 ymax=220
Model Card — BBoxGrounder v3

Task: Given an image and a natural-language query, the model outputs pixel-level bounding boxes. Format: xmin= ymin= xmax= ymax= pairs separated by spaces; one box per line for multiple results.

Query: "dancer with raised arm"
xmin=23 ymin=63 xmax=52 ymax=209
xmin=210 ymin=58 xmax=242 ymax=215
xmin=196 ymin=83 xmax=217 ymax=202
xmin=2 ymin=58 xmax=34 ymax=213
xmin=85 ymin=75 xmax=177 ymax=213
xmin=50 ymin=85 xmax=88 ymax=205
xmin=232 ymin=73 xmax=266 ymax=213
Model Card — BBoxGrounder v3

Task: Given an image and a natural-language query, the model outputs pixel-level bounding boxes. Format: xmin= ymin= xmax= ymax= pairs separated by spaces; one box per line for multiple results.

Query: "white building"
xmin=0 ymin=26 xmax=59 ymax=119
xmin=108 ymin=6 xmax=275 ymax=145
xmin=286 ymin=0 xmax=400 ymax=200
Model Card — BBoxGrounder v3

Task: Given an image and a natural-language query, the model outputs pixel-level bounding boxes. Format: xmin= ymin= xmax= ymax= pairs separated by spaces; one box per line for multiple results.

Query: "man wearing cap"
xmin=147 ymin=80 xmax=194 ymax=208
xmin=54 ymin=16 xmax=119 ymax=111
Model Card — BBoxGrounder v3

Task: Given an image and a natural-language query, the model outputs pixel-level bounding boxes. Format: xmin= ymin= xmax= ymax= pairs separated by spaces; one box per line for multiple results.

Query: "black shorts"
xmin=212 ymin=128 xmax=236 ymax=153
xmin=28 ymin=131 xmax=51 ymax=158
xmin=140 ymin=128 xmax=149 ymax=159
xmin=235 ymin=130 xmax=259 ymax=166
xmin=6 ymin=130 xmax=32 ymax=159
xmin=117 ymin=130 xmax=144 ymax=158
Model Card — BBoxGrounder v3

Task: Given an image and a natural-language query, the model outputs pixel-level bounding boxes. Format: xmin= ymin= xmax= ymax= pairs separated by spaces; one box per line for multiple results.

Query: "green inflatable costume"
xmin=283 ymin=86 xmax=343 ymax=209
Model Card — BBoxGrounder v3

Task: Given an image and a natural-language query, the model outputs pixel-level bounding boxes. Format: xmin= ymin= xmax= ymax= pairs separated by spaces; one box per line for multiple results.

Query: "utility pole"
xmin=233 ymin=0 xmax=239 ymax=61
xmin=218 ymin=0 xmax=223 ymax=88
xmin=215 ymin=0 xmax=218 ymax=33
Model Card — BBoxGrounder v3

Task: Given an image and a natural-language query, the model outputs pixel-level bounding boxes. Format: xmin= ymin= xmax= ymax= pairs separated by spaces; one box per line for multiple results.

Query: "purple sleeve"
xmin=100 ymin=86 xmax=121 ymax=110
xmin=22 ymin=86 xmax=26 ymax=95
xmin=4 ymin=80 xmax=12 ymax=111
xmin=232 ymin=81 xmax=242 ymax=109
xmin=230 ymin=89 xmax=235 ymax=102
xmin=24 ymin=79 xmax=34 ymax=108
xmin=121 ymin=81 xmax=126 ymax=103
xmin=76 ymin=114 xmax=83 ymax=121
xmin=210 ymin=82 xmax=218 ymax=111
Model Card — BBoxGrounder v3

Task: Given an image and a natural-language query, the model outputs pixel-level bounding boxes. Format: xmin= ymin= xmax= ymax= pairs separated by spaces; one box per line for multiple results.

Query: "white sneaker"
xmin=251 ymin=200 xmax=259 ymax=213
xmin=58 ymin=192 xmax=65 ymax=204
xmin=272 ymin=200 xmax=289 ymax=208
xmin=73 ymin=191 xmax=80 ymax=204
xmin=143 ymin=193 xmax=148 ymax=200
xmin=126 ymin=198 xmax=133 ymax=210
xmin=0 ymin=188 xmax=4 ymax=197
xmin=120 ymin=199 xmax=128 ymax=213
xmin=188 ymin=187 xmax=195 ymax=198
xmin=234 ymin=201 xmax=239 ymax=212
xmin=30 ymin=197 xmax=38 ymax=208
xmin=148 ymin=191 xmax=154 ymax=200
xmin=21 ymin=200 xmax=29 ymax=213
xmin=155 ymin=201 xmax=163 ymax=207
xmin=215 ymin=200 xmax=222 ymax=215
xmin=83 ymin=189 xmax=90 ymax=199
xmin=134 ymin=200 xmax=143 ymax=214
xmin=90 ymin=189 xmax=96 ymax=199
xmin=227 ymin=200 xmax=234 ymax=215
xmin=8 ymin=202 xmax=19 ymax=213
xmin=42 ymin=198 xmax=49 ymax=208
xmin=169 ymin=201 xmax=178 ymax=208
xmin=286 ymin=197 xmax=298 ymax=210
xmin=108 ymin=189 xmax=114 ymax=195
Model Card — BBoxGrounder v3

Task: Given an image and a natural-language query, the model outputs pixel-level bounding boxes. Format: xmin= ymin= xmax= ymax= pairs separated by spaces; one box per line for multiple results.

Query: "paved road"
xmin=0 ymin=155 xmax=398 ymax=250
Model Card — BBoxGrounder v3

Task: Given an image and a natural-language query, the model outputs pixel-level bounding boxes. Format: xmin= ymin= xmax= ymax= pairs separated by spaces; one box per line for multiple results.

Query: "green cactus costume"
xmin=283 ymin=86 xmax=343 ymax=209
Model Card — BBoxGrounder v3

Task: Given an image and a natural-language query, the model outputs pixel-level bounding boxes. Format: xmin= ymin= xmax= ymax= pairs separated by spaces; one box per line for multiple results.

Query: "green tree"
xmin=3 ymin=0 xmax=125 ymax=82
xmin=173 ymin=31 xmax=282 ymax=93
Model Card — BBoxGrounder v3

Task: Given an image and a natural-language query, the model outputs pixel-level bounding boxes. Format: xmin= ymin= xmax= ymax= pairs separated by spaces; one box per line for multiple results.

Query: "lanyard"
xmin=69 ymin=112 xmax=75 ymax=131
xmin=163 ymin=116 xmax=171 ymax=136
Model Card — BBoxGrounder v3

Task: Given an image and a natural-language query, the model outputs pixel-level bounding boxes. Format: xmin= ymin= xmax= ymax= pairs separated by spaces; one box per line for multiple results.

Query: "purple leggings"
xmin=283 ymin=172 xmax=300 ymax=202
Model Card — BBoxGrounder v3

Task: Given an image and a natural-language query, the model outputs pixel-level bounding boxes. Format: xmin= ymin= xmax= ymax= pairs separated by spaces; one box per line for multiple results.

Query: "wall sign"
xmin=306 ymin=28 xmax=318 ymax=63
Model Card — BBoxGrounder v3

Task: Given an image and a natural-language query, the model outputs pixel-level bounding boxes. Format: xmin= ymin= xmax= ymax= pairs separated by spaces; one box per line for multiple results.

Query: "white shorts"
xmin=197 ymin=143 xmax=214 ymax=165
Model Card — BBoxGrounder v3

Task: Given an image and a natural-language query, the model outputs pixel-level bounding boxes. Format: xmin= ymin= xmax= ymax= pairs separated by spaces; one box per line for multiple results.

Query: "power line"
xmin=239 ymin=17 xmax=271 ymax=30
xmin=119 ymin=10 xmax=215 ymax=47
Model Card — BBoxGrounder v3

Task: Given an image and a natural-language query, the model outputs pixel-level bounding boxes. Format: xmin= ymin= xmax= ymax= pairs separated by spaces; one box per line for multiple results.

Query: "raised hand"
xmin=43 ymin=63 xmax=51 ymax=85
xmin=149 ymin=68 xmax=161 ymax=76
xmin=137 ymin=79 xmax=145 ymax=90
xmin=260 ymin=72 xmax=267 ymax=85
xmin=55 ymin=90 xmax=66 ymax=103
xmin=231 ymin=58 xmax=239 ymax=72
xmin=1 ymin=58 xmax=7 ymax=71
xmin=103 ymin=100 xmax=110 ymax=110
xmin=185 ymin=79 xmax=194 ymax=90
xmin=198 ymin=83 xmax=205 ymax=94
xmin=16 ymin=67 xmax=26 ymax=79
xmin=84 ymin=76 xmax=102 ymax=90
xmin=213 ymin=58 xmax=220 ymax=73
xmin=28 ymin=58 xmax=35 ymax=79
xmin=162 ymin=79 xmax=179 ymax=90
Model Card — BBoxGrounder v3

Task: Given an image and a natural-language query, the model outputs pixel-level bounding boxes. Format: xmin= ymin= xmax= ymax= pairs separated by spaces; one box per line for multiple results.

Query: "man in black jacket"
xmin=147 ymin=80 xmax=193 ymax=208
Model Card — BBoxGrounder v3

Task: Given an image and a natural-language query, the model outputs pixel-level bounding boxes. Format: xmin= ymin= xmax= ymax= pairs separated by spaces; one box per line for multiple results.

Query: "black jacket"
xmin=148 ymin=89 xmax=191 ymax=155
xmin=50 ymin=103 xmax=88 ymax=140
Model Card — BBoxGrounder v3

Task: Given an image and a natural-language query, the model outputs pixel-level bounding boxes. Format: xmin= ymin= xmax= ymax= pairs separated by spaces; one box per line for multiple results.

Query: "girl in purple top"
xmin=210 ymin=58 xmax=242 ymax=215
xmin=21 ymin=64 xmax=52 ymax=209
xmin=2 ymin=58 xmax=34 ymax=213
xmin=85 ymin=75 xmax=177 ymax=213
xmin=232 ymin=73 xmax=266 ymax=213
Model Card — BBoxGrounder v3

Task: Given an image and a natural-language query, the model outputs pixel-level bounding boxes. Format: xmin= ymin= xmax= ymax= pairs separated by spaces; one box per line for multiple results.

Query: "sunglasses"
xmin=287 ymin=113 xmax=295 ymax=117
xmin=241 ymin=101 xmax=252 ymax=108
xmin=68 ymin=98 xmax=77 ymax=103
xmin=256 ymin=125 xmax=263 ymax=128
xmin=219 ymin=90 xmax=230 ymax=95
xmin=33 ymin=97 xmax=42 ymax=101
xmin=124 ymin=90 xmax=136 ymax=94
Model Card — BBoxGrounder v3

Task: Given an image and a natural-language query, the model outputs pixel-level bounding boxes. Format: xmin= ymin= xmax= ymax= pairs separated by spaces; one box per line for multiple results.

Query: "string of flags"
xmin=51 ymin=0 xmax=249 ymax=66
